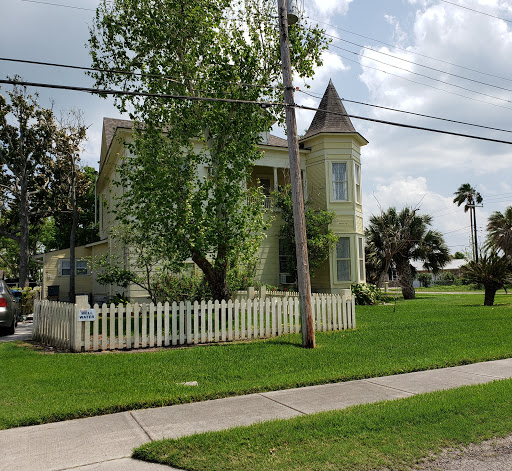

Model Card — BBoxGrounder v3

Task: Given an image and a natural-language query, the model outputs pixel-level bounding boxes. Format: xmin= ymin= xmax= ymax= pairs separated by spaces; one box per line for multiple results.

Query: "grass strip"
xmin=133 ymin=379 xmax=512 ymax=471
xmin=1 ymin=294 xmax=511 ymax=429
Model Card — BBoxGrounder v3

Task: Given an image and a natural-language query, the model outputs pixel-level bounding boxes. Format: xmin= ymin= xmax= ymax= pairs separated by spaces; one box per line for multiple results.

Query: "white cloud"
xmin=356 ymin=0 xmax=512 ymax=212
xmin=309 ymin=0 xmax=354 ymax=16
xmin=362 ymin=176 xmax=479 ymax=252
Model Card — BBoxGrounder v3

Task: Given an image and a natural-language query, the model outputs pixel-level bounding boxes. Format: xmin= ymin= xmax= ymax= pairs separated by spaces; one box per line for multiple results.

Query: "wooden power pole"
xmin=277 ymin=0 xmax=315 ymax=348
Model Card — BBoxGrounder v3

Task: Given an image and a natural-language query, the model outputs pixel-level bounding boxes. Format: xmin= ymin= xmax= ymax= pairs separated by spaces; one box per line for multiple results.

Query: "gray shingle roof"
xmin=103 ymin=118 xmax=133 ymax=151
xmin=301 ymin=79 xmax=357 ymax=140
xmin=103 ymin=117 xmax=289 ymax=149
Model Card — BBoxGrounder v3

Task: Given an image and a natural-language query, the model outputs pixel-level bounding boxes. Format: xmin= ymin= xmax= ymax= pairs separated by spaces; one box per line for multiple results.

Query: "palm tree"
xmin=453 ymin=183 xmax=483 ymax=262
xmin=365 ymin=207 xmax=450 ymax=299
xmin=487 ymin=206 xmax=512 ymax=257
xmin=461 ymin=251 xmax=511 ymax=306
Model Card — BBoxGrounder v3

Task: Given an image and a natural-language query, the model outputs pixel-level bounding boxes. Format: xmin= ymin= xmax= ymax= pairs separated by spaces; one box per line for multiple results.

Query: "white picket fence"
xmin=33 ymin=291 xmax=355 ymax=352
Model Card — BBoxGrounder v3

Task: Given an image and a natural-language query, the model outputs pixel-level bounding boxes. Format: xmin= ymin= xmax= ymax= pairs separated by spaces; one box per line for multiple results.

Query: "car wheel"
xmin=6 ymin=318 xmax=15 ymax=335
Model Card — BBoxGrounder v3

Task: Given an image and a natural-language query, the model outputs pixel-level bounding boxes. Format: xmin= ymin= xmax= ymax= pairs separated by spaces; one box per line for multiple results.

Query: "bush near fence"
xmin=33 ymin=291 xmax=355 ymax=352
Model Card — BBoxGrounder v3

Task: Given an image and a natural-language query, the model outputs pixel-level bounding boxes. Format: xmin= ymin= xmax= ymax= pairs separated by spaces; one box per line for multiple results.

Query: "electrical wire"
xmin=0 ymin=57 xmax=283 ymax=92
xmin=5 ymin=56 xmax=512 ymax=135
xmin=319 ymin=30 xmax=512 ymax=96
xmin=0 ymin=78 xmax=285 ymax=107
xmin=297 ymin=89 xmax=512 ymax=134
xmin=327 ymin=51 xmax=512 ymax=112
xmin=326 ymin=42 xmax=512 ymax=105
xmin=439 ymin=0 xmax=512 ymax=24
xmin=306 ymin=16 xmax=512 ymax=84
xmin=4 ymin=78 xmax=512 ymax=145
xmin=20 ymin=0 xmax=95 ymax=11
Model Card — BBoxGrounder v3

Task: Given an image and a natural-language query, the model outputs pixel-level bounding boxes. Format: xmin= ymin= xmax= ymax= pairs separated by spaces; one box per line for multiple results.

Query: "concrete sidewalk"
xmin=1 ymin=358 xmax=511 ymax=471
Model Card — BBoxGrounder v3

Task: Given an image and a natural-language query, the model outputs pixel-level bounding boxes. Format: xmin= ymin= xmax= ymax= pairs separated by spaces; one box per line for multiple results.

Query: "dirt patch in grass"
xmin=417 ymin=435 xmax=512 ymax=470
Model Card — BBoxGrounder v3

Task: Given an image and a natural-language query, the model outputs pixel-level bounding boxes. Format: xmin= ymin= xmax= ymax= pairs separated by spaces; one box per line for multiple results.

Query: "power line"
xmin=439 ymin=0 xmax=512 ymax=24
xmin=294 ymin=102 xmax=512 ymax=145
xmin=0 ymin=78 xmax=285 ymax=107
xmin=297 ymin=89 xmax=512 ymax=134
xmin=328 ymin=51 xmax=512 ymax=112
xmin=306 ymin=16 xmax=512 ymax=84
xmin=3 ymin=77 xmax=512 ymax=145
xmin=19 ymin=0 xmax=95 ymax=11
xmin=327 ymin=42 xmax=512 ymax=105
xmin=320 ymin=30 xmax=512 ymax=97
xmin=0 ymin=57 xmax=282 ymax=92
xmin=4 ymin=56 xmax=512 ymax=135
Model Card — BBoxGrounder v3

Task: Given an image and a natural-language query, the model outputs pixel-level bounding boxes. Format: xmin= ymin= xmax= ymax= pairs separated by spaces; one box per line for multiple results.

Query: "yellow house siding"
xmin=255 ymin=215 xmax=282 ymax=286
xmin=306 ymin=161 xmax=327 ymax=210
xmin=42 ymin=246 xmax=93 ymax=301
xmin=311 ymin=259 xmax=331 ymax=292
xmin=356 ymin=216 xmax=364 ymax=234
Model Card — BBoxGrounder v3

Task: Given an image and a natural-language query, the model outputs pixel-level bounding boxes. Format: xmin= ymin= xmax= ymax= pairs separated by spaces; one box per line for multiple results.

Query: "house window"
xmin=336 ymin=237 xmax=351 ymax=281
xmin=279 ymin=239 xmax=292 ymax=273
xmin=332 ymin=163 xmax=347 ymax=201
xmin=76 ymin=260 xmax=89 ymax=276
xmin=58 ymin=259 xmax=71 ymax=276
xmin=358 ymin=237 xmax=365 ymax=281
xmin=58 ymin=259 xmax=89 ymax=276
xmin=355 ymin=163 xmax=362 ymax=203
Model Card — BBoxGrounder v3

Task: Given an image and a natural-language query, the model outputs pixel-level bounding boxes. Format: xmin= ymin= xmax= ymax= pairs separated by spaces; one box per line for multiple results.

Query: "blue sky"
xmin=1 ymin=0 xmax=512 ymax=255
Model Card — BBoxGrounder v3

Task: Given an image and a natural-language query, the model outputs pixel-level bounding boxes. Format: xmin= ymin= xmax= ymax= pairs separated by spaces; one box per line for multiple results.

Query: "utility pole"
xmin=467 ymin=203 xmax=483 ymax=263
xmin=277 ymin=0 xmax=315 ymax=348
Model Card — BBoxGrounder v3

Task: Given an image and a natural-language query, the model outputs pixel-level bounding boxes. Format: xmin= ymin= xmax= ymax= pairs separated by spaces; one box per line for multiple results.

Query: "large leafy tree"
xmin=453 ymin=183 xmax=482 ymax=261
xmin=88 ymin=0 xmax=328 ymax=300
xmin=46 ymin=166 xmax=98 ymax=252
xmin=461 ymin=251 xmax=511 ymax=306
xmin=366 ymin=207 xmax=450 ymax=299
xmin=487 ymin=206 xmax=512 ymax=258
xmin=0 ymin=85 xmax=56 ymax=287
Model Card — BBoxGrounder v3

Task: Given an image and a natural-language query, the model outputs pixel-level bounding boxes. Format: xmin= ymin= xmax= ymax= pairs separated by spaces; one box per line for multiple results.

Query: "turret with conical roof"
xmin=301 ymin=80 xmax=367 ymax=294
xmin=302 ymin=79 xmax=367 ymax=144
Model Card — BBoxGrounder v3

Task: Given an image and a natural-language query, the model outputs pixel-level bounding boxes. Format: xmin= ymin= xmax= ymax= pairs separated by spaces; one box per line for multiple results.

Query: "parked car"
xmin=0 ymin=280 xmax=20 ymax=335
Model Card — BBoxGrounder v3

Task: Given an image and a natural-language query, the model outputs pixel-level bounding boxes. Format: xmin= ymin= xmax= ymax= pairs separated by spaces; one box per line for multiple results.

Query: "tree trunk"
xmin=69 ymin=161 xmax=77 ymax=304
xmin=484 ymin=285 xmax=497 ymax=306
xmin=377 ymin=255 xmax=393 ymax=288
xmin=18 ymin=182 xmax=30 ymax=288
xmin=191 ymin=251 xmax=230 ymax=301
xmin=208 ymin=267 xmax=230 ymax=301
xmin=398 ymin=261 xmax=416 ymax=300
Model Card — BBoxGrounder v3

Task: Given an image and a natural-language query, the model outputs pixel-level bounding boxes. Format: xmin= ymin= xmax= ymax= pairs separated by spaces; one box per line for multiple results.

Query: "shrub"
xmin=351 ymin=283 xmax=380 ymax=305
xmin=11 ymin=286 xmax=40 ymax=317
xmin=417 ymin=273 xmax=431 ymax=288
xmin=155 ymin=273 xmax=212 ymax=303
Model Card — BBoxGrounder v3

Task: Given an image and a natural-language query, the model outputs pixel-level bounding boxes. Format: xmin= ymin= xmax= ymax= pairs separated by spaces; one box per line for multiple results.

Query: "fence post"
xmin=72 ymin=295 xmax=89 ymax=352
xmin=259 ymin=286 xmax=266 ymax=300
xmin=247 ymin=287 xmax=255 ymax=300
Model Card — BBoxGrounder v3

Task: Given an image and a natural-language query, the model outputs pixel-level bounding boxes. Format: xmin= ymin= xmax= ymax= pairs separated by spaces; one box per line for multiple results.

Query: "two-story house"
xmin=37 ymin=80 xmax=368 ymax=302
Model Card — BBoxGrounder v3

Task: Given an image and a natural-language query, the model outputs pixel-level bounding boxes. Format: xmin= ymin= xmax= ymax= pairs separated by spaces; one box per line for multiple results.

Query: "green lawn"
xmin=1 ymin=293 xmax=511 ymax=429
xmin=414 ymin=284 xmax=482 ymax=292
xmin=134 ymin=379 xmax=512 ymax=471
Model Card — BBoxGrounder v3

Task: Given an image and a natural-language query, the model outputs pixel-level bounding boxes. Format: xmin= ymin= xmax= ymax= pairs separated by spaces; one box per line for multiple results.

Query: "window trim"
xmin=358 ymin=236 xmax=365 ymax=282
xmin=330 ymin=161 xmax=349 ymax=203
xmin=58 ymin=258 xmax=89 ymax=277
xmin=335 ymin=236 xmax=352 ymax=283
xmin=355 ymin=163 xmax=362 ymax=204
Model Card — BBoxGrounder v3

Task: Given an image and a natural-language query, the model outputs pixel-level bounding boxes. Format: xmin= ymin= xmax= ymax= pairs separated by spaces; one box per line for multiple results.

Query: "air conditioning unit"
xmin=279 ymin=273 xmax=295 ymax=285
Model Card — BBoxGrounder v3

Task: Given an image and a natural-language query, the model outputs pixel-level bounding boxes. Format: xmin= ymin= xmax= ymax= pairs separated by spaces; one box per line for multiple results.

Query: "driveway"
xmin=0 ymin=320 xmax=33 ymax=342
